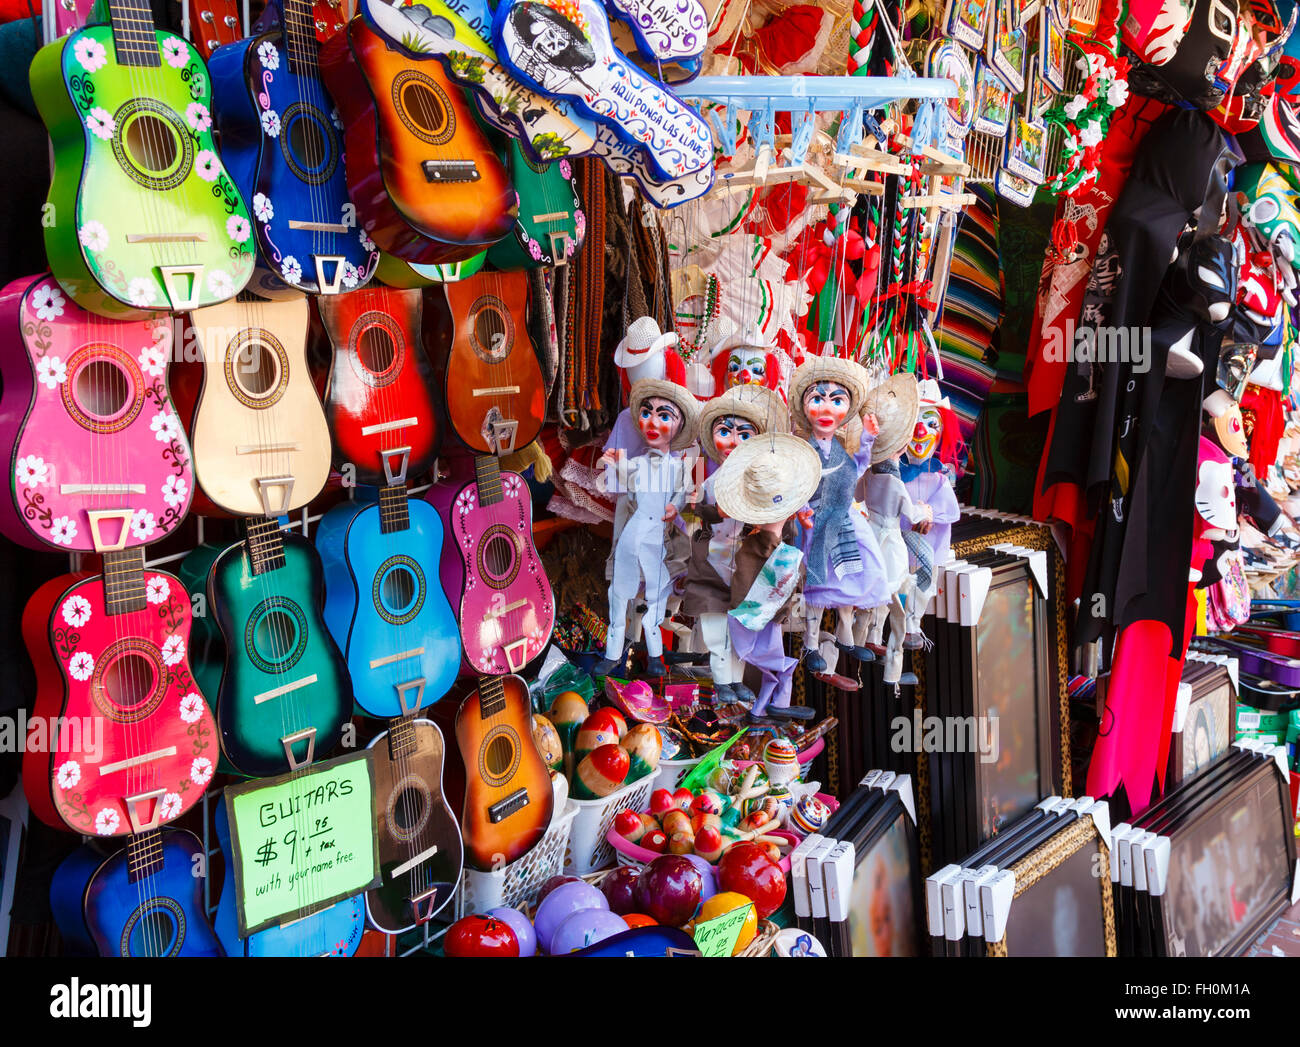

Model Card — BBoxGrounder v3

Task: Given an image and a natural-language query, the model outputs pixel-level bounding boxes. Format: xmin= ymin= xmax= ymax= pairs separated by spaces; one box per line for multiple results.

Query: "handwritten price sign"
xmin=692 ymin=902 xmax=754 ymax=957
xmin=223 ymin=751 xmax=380 ymax=936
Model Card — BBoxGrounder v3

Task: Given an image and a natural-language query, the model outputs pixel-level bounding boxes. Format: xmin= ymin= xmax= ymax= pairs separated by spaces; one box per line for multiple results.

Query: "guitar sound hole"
xmin=288 ymin=113 xmax=327 ymax=172
xmin=472 ymin=307 xmax=509 ymax=363
xmin=391 ymin=786 xmax=427 ymax=833
xmin=357 ymin=325 xmax=396 ymax=376
xmin=481 ymin=532 xmax=518 ymax=585
xmin=233 ymin=339 xmax=280 ymax=397
xmin=128 ymin=910 xmax=178 ymax=957
xmin=75 ymin=360 xmax=131 ymax=420
xmin=254 ymin=610 xmax=299 ymax=664
xmin=101 ymin=653 xmax=157 ymax=713
xmin=125 ymin=114 xmax=179 ymax=174
xmin=381 ymin=566 xmax=417 ymax=615
xmin=400 ymin=81 xmax=448 ymax=137
xmin=484 ymin=734 xmax=515 ymax=778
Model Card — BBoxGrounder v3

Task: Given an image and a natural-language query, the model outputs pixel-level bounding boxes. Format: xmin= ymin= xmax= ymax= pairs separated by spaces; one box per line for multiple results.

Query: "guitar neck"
xmin=245 ymin=516 xmax=287 ymax=575
xmin=378 ymin=482 xmax=410 ymax=535
xmin=126 ymin=829 xmax=164 ymax=885
xmin=474 ymin=455 xmax=505 ymax=509
xmin=103 ymin=547 xmax=147 ymax=616
xmin=281 ymin=0 xmax=320 ymax=74
xmin=386 ymin=714 xmax=418 ymax=761
xmin=477 ymin=674 xmax=509 ymax=719
xmin=107 ymin=0 xmax=162 ymax=67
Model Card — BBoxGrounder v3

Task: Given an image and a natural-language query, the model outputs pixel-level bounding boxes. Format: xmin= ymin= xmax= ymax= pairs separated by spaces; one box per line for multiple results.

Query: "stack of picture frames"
xmin=1109 ymin=741 xmax=1298 ymax=957
xmin=1169 ymin=654 xmax=1237 ymax=788
xmin=788 ymin=772 xmax=925 ymax=957
xmin=812 ymin=508 xmax=1070 ymax=872
xmin=926 ymin=795 xmax=1117 ymax=956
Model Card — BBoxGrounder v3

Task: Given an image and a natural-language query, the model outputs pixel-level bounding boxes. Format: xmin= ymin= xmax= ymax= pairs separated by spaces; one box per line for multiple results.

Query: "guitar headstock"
xmin=187 ymin=0 xmax=245 ymax=58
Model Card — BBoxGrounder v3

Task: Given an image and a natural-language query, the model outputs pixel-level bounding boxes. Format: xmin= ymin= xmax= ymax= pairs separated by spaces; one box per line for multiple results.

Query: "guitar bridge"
xmin=423 ymin=160 xmax=480 ymax=183
xmin=487 ymin=788 xmax=529 ymax=824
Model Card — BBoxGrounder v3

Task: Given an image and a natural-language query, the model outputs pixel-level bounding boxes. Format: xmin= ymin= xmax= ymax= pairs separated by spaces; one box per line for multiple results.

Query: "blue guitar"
xmin=315 ymin=486 xmax=462 ymax=719
xmin=208 ymin=0 xmax=378 ymax=295
xmin=214 ymin=801 xmax=365 ymax=956
xmin=54 ymin=830 xmax=225 ymax=956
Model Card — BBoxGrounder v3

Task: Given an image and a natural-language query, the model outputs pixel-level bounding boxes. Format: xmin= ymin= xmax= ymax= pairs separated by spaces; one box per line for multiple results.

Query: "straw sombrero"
xmin=863 ymin=372 xmax=920 ymax=464
xmin=697 ymin=385 xmax=790 ymax=463
xmin=628 ymin=377 xmax=700 ymax=452
xmin=714 ymin=434 xmax=822 ymax=525
xmin=789 ymin=356 xmax=869 ymax=435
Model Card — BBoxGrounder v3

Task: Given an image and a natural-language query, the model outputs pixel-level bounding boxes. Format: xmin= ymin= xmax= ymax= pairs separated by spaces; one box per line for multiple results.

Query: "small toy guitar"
xmin=493 ymin=0 xmax=714 ymax=180
xmin=208 ymin=0 xmax=378 ymax=295
xmin=320 ymin=16 xmax=517 ymax=263
xmin=374 ymin=251 xmax=488 ymax=288
xmin=32 ymin=0 xmax=255 ymax=317
xmin=0 ymin=273 xmax=194 ymax=553
xmin=186 ymin=0 xmax=244 ymax=58
xmin=486 ymin=137 xmax=586 ymax=270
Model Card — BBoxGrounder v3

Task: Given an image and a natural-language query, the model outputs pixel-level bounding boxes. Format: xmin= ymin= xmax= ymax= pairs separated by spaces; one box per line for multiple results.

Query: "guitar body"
xmin=208 ymin=28 xmax=378 ymax=296
xmin=486 ymin=139 xmax=585 ymax=270
xmin=455 ymin=674 xmax=554 ymax=870
xmin=443 ymin=271 xmax=545 ymax=454
xmin=31 ymin=25 xmax=254 ymax=317
xmin=210 ymin=531 xmax=352 ymax=776
xmin=374 ymin=250 xmax=486 ymax=288
xmin=214 ymin=800 xmax=364 ymax=955
xmin=366 ymin=718 xmax=463 ymax=931
xmin=315 ymin=497 xmax=461 ymax=718
xmin=188 ymin=296 xmax=331 ymax=516
xmin=22 ymin=569 xmax=217 ymax=836
xmin=0 ymin=273 xmax=194 ymax=552
xmin=319 ymin=287 xmax=440 ymax=484
xmin=452 ymin=462 xmax=554 ymax=675
xmin=320 ymin=17 xmax=516 ymax=262
xmin=82 ymin=829 xmax=224 ymax=956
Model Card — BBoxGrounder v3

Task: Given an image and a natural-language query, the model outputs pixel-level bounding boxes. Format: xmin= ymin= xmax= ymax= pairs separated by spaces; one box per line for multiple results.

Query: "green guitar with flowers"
xmin=31 ymin=0 xmax=255 ymax=318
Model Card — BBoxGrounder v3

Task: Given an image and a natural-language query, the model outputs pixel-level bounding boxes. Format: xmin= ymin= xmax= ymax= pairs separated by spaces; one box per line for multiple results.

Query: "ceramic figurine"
xmin=596 ymin=378 xmax=700 ymax=677
xmin=713 ymin=433 xmax=823 ymax=720
xmin=788 ymin=357 xmax=890 ymax=678
xmin=685 ymin=384 xmax=788 ymax=704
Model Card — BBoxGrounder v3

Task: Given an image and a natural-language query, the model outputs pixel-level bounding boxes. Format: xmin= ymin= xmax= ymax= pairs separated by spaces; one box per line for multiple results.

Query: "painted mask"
xmin=727 ymin=348 xmax=772 ymax=389
xmin=1236 ymin=163 xmax=1300 ymax=268
xmin=711 ymin=414 xmax=758 ymax=459
xmin=637 ymin=396 xmax=683 ymax=450
xmin=1194 ymin=453 xmax=1238 ymax=532
xmin=802 ymin=381 xmax=851 ymax=436
xmin=1212 ymin=400 xmax=1251 ymax=457
xmin=907 ymin=404 xmax=943 ymax=462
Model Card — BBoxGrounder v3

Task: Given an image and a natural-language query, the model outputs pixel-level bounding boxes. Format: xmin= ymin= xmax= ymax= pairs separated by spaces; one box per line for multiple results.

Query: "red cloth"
xmin=1241 ymin=384 xmax=1285 ymax=481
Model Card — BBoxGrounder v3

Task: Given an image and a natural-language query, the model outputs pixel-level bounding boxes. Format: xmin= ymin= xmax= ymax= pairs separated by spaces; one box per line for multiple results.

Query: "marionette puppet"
xmin=713 ymin=434 xmax=823 ymax=721
xmin=684 ymin=384 xmax=788 ymax=704
xmin=709 ymin=327 xmax=787 ymax=399
xmin=788 ymin=357 xmax=891 ymax=679
xmin=853 ymin=375 xmax=933 ymax=687
xmin=595 ymin=378 xmax=700 ymax=678
xmin=606 ymin=316 xmax=688 ymax=456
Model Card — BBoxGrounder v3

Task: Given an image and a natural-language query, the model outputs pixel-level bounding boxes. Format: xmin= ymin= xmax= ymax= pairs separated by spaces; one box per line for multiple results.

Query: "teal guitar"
xmin=31 ymin=0 xmax=255 ymax=317
xmin=316 ymin=487 xmax=461 ymax=720
xmin=214 ymin=800 xmax=365 ymax=955
xmin=209 ymin=520 xmax=352 ymax=776
xmin=486 ymin=136 xmax=585 ymax=271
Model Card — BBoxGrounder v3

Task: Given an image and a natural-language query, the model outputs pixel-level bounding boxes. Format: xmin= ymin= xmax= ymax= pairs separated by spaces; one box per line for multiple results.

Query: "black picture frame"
xmin=1168 ymin=661 xmax=1236 ymax=788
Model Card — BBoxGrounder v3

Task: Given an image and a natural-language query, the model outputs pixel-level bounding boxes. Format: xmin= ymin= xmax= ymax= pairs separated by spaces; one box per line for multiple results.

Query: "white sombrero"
xmin=714 ymin=433 xmax=822 ymax=525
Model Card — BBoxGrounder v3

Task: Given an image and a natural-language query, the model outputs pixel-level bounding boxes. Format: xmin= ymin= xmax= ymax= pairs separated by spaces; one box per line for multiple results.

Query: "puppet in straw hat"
xmin=684 ymin=385 xmax=791 ymax=704
xmin=714 ymin=434 xmax=822 ymax=719
xmin=788 ymin=357 xmax=891 ymax=679
xmin=854 ymin=373 xmax=934 ymax=688
xmin=595 ymin=377 xmax=700 ymax=679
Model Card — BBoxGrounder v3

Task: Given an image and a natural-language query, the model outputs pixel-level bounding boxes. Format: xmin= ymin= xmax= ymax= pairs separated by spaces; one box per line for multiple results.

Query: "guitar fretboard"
xmin=282 ymin=0 xmax=319 ymax=74
xmin=387 ymin=715 xmax=417 ymax=761
xmin=478 ymin=675 xmax=507 ymax=719
xmin=126 ymin=829 xmax=164 ymax=885
xmin=245 ymin=516 xmax=286 ymax=575
xmin=379 ymin=483 xmax=410 ymax=535
xmin=473 ymin=456 xmax=505 ymax=509
xmin=103 ymin=547 xmax=148 ymax=616
xmin=109 ymin=0 xmax=162 ymax=67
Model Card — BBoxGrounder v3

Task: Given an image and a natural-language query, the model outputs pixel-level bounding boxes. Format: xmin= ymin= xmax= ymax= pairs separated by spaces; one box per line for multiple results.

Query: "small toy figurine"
xmin=788 ymin=357 xmax=890 ymax=676
xmin=855 ymin=374 xmax=931 ymax=687
xmin=714 ymin=433 xmax=823 ymax=720
xmin=606 ymin=316 xmax=688 ymax=456
xmin=596 ymin=377 xmax=700 ymax=677
xmin=685 ymin=384 xmax=788 ymax=704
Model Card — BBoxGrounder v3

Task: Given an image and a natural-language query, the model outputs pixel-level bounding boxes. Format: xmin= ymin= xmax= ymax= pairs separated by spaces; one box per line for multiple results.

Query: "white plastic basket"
xmin=564 ymin=775 xmax=657 ymax=875
xmin=459 ymin=801 xmax=580 ymax=915
xmin=653 ymin=756 xmax=701 ymax=794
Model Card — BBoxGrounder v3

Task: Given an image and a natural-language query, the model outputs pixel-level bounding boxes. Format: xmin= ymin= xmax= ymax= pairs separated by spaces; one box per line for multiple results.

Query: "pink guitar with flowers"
xmin=0 ymin=273 xmax=193 ymax=553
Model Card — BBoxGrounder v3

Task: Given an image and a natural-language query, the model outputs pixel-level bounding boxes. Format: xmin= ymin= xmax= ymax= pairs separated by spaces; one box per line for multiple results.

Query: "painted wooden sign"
xmin=604 ymin=0 xmax=708 ymax=64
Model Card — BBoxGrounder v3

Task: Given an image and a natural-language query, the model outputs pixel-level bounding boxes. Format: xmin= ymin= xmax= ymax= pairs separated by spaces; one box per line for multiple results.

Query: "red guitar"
xmin=318 ymin=285 xmax=441 ymax=487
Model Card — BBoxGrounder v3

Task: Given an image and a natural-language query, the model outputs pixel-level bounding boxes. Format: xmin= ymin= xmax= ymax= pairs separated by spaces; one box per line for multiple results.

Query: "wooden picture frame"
xmin=985 ymin=0 xmax=1026 ymax=93
xmin=1039 ymin=1 xmax=1067 ymax=93
xmin=946 ymin=0 xmax=995 ymax=52
xmin=1168 ymin=661 xmax=1236 ymax=788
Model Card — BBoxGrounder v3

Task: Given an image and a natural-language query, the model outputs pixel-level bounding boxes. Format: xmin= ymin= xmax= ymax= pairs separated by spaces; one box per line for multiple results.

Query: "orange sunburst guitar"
xmin=319 ymin=15 xmax=517 ymax=263
xmin=454 ymin=673 xmax=554 ymax=871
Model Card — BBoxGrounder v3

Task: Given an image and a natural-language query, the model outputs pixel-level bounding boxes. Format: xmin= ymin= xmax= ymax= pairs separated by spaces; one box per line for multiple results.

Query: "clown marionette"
xmin=685 ymin=384 xmax=789 ymax=703
xmin=708 ymin=327 xmax=788 ymax=399
xmin=713 ymin=434 xmax=823 ymax=720
xmin=596 ymin=378 xmax=700 ymax=678
xmin=788 ymin=357 xmax=890 ymax=677
xmin=853 ymin=374 xmax=933 ymax=687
